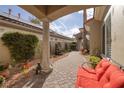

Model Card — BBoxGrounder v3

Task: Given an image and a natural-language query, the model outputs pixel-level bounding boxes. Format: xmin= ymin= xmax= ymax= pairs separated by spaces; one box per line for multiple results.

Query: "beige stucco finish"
xmin=0 ymin=39 xmax=11 ymax=64
xmin=20 ymin=5 xmax=102 ymax=21
xmin=86 ymin=19 xmax=102 ymax=55
xmin=110 ymin=6 xmax=124 ymax=65
xmin=0 ymin=26 xmax=42 ymax=64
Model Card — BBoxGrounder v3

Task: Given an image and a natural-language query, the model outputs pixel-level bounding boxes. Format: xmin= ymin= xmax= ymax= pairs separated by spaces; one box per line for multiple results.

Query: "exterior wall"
xmin=0 ymin=39 xmax=11 ymax=64
xmin=0 ymin=26 xmax=42 ymax=63
xmin=60 ymin=42 xmax=64 ymax=51
xmin=50 ymin=41 xmax=56 ymax=56
xmin=110 ymin=6 xmax=124 ymax=65
xmin=0 ymin=25 xmax=72 ymax=63
xmin=76 ymin=39 xmax=82 ymax=51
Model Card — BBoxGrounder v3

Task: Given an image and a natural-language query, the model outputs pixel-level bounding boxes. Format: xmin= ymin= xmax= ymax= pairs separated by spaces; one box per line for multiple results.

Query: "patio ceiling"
xmin=19 ymin=5 xmax=106 ymax=22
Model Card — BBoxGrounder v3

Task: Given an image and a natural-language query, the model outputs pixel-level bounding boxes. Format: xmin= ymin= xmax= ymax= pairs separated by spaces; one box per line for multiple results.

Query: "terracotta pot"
xmin=0 ymin=69 xmax=10 ymax=79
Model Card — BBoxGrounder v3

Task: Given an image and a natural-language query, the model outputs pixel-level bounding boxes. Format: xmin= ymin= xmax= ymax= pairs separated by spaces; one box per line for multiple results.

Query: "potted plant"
xmin=0 ymin=75 xmax=5 ymax=87
xmin=89 ymin=56 xmax=101 ymax=68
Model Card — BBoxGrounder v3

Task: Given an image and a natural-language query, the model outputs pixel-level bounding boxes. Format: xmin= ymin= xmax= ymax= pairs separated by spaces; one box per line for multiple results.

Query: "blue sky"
xmin=0 ymin=5 xmax=94 ymax=37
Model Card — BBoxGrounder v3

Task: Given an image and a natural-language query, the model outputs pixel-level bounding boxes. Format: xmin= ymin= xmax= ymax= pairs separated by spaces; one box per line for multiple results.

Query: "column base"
xmin=41 ymin=64 xmax=53 ymax=74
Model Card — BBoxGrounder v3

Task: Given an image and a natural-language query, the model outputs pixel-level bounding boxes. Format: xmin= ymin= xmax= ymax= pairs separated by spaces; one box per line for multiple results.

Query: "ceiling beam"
xmin=19 ymin=5 xmax=46 ymax=20
xmin=20 ymin=5 xmax=104 ymax=22
xmin=47 ymin=5 xmax=102 ymax=21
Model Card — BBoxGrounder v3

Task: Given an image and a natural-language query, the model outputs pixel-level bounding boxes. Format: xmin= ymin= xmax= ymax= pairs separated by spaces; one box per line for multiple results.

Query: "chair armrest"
xmin=81 ymin=62 xmax=96 ymax=74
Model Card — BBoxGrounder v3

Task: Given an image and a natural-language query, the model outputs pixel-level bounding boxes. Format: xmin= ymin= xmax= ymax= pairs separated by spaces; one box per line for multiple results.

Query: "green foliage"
xmin=0 ymin=76 xmax=5 ymax=84
xmin=29 ymin=17 xmax=41 ymax=25
xmin=1 ymin=32 xmax=39 ymax=63
xmin=90 ymin=56 xmax=101 ymax=68
xmin=0 ymin=63 xmax=9 ymax=71
xmin=64 ymin=43 xmax=71 ymax=52
xmin=55 ymin=43 xmax=63 ymax=55
xmin=70 ymin=42 xmax=77 ymax=51
xmin=0 ymin=65 xmax=4 ymax=72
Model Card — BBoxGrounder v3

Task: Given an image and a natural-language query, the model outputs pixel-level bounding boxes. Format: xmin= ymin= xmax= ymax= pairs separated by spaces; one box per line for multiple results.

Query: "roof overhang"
xmin=19 ymin=5 xmax=103 ymax=22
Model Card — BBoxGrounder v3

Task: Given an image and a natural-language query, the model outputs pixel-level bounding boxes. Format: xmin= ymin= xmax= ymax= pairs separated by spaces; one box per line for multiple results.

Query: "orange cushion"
xmin=77 ymin=67 xmax=97 ymax=80
xmin=96 ymin=60 xmax=111 ymax=81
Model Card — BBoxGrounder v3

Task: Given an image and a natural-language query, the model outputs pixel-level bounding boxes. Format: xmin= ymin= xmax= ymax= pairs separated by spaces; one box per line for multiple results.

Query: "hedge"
xmin=1 ymin=32 xmax=39 ymax=63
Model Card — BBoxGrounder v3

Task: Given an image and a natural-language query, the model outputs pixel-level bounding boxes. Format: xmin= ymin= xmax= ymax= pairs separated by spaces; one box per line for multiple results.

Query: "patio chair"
xmin=76 ymin=58 xmax=124 ymax=88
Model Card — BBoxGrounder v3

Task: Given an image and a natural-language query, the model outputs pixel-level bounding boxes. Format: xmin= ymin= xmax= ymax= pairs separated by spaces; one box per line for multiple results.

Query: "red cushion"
xmin=96 ymin=60 xmax=111 ymax=80
xmin=110 ymin=71 xmax=124 ymax=88
xmin=82 ymin=67 xmax=96 ymax=74
xmin=103 ymin=71 xmax=124 ymax=88
xmin=96 ymin=68 xmax=105 ymax=81
xmin=77 ymin=77 xmax=101 ymax=88
xmin=77 ymin=67 xmax=98 ymax=80
xmin=99 ymin=64 xmax=120 ymax=86
xmin=103 ymin=82 xmax=111 ymax=88
xmin=95 ymin=58 xmax=109 ymax=70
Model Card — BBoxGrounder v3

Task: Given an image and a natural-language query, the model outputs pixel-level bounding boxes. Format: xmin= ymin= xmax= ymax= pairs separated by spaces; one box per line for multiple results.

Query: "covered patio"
xmin=19 ymin=5 xmax=110 ymax=73
xmin=0 ymin=5 xmax=115 ymax=88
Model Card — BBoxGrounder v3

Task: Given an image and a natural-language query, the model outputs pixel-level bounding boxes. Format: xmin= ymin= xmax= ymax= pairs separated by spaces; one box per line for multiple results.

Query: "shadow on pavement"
xmin=10 ymin=70 xmax=52 ymax=88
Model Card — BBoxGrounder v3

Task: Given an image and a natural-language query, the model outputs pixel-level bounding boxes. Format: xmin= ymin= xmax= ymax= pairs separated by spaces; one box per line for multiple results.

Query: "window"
xmin=86 ymin=8 xmax=94 ymax=20
xmin=102 ymin=24 xmax=105 ymax=55
xmin=102 ymin=13 xmax=111 ymax=58
xmin=105 ymin=13 xmax=111 ymax=58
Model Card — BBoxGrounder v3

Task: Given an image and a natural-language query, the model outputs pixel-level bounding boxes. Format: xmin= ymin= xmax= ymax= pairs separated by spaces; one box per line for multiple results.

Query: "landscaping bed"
xmin=1 ymin=52 xmax=69 ymax=88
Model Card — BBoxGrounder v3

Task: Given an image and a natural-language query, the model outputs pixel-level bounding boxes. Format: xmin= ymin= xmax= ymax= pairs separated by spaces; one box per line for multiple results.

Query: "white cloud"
xmin=78 ymin=8 xmax=94 ymax=20
xmin=50 ymin=21 xmax=68 ymax=35
xmin=87 ymin=8 xmax=94 ymax=20
xmin=78 ymin=10 xmax=83 ymax=14
xmin=50 ymin=22 xmax=80 ymax=38
xmin=63 ymin=27 xmax=80 ymax=37
xmin=56 ymin=12 xmax=74 ymax=23
xmin=50 ymin=11 xmax=82 ymax=38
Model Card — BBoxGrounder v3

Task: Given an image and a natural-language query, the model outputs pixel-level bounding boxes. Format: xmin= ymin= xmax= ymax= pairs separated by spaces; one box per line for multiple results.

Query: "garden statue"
xmin=36 ymin=63 xmax=42 ymax=75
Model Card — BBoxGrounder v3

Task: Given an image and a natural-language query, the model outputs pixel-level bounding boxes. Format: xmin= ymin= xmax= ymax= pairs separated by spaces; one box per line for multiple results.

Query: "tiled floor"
xmin=11 ymin=51 xmax=86 ymax=88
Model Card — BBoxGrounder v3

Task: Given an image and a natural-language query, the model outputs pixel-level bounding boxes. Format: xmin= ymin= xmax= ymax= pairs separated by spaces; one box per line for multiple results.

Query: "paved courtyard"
xmin=11 ymin=51 xmax=86 ymax=88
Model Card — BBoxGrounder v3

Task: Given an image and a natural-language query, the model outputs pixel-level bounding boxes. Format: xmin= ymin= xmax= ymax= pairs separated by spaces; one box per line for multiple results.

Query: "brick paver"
xmin=11 ymin=51 xmax=86 ymax=88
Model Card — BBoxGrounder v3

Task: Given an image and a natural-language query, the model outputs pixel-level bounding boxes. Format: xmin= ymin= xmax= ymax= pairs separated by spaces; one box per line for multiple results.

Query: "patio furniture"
xmin=76 ymin=58 xmax=124 ymax=88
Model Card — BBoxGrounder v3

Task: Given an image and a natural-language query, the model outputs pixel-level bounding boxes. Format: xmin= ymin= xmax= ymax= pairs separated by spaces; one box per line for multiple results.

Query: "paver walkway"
xmin=11 ymin=51 xmax=86 ymax=88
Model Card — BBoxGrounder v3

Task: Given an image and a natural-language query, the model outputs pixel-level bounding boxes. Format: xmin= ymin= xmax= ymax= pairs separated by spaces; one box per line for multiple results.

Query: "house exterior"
xmin=1 ymin=5 xmax=124 ymax=72
xmin=102 ymin=6 xmax=124 ymax=66
xmin=85 ymin=5 xmax=124 ymax=67
xmin=74 ymin=28 xmax=90 ymax=51
xmin=0 ymin=11 xmax=73 ymax=64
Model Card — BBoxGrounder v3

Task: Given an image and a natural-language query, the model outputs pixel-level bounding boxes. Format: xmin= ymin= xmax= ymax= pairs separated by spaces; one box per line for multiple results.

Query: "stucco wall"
xmin=0 ymin=39 xmax=11 ymax=64
xmin=0 ymin=25 xmax=72 ymax=63
xmin=0 ymin=26 xmax=42 ymax=63
xmin=89 ymin=20 xmax=102 ymax=55
xmin=50 ymin=41 xmax=56 ymax=55
xmin=111 ymin=6 xmax=124 ymax=65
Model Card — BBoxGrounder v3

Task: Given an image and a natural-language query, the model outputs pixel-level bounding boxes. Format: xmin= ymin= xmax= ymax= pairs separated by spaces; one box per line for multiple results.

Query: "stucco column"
xmin=41 ymin=19 xmax=53 ymax=73
xmin=83 ymin=9 xmax=87 ymax=24
xmin=82 ymin=9 xmax=88 ymax=49
xmin=89 ymin=20 xmax=102 ymax=56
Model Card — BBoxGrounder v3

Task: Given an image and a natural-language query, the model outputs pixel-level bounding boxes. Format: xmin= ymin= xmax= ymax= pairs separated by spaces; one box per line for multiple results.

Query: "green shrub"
xmin=90 ymin=56 xmax=101 ymax=68
xmin=0 ymin=76 xmax=5 ymax=85
xmin=0 ymin=65 xmax=4 ymax=72
xmin=70 ymin=42 xmax=76 ymax=51
xmin=1 ymin=32 xmax=39 ymax=63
